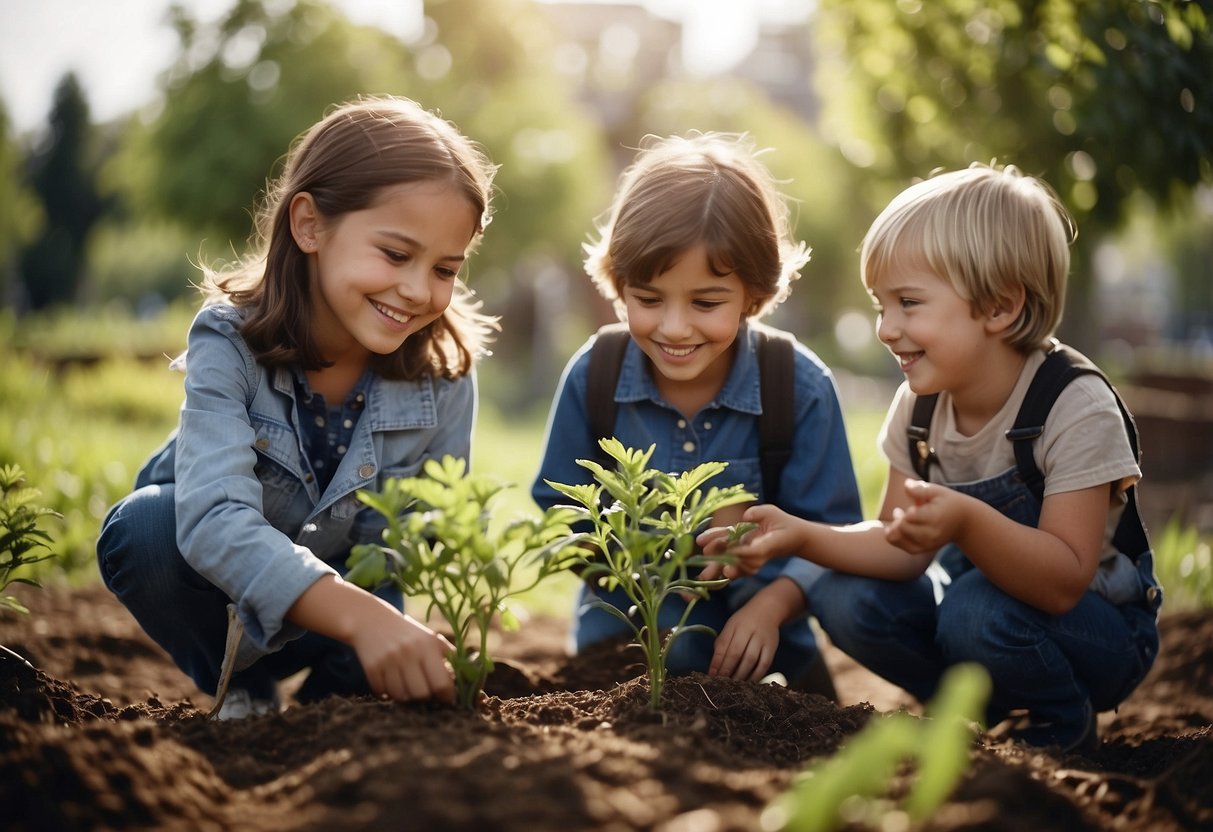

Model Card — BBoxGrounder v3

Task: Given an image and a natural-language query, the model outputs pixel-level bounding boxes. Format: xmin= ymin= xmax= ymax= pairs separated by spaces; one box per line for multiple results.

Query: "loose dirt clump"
xmin=3 ymin=582 xmax=1211 ymax=831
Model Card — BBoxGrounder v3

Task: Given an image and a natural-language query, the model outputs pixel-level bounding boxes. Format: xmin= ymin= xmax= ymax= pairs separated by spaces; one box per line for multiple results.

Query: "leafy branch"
xmin=545 ymin=439 xmax=754 ymax=709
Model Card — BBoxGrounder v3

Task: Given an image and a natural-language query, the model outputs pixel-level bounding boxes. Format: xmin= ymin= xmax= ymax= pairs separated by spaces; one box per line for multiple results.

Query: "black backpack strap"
xmin=756 ymin=329 xmax=795 ymax=503
xmin=907 ymin=394 xmax=941 ymax=481
xmin=1007 ymin=342 xmax=1151 ymax=559
xmin=1006 ymin=343 xmax=1104 ymax=500
xmin=586 ymin=323 xmax=631 ymax=454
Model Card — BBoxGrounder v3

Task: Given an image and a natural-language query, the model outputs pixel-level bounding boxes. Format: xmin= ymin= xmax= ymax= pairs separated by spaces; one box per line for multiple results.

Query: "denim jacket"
xmin=136 ymin=304 xmax=476 ymax=661
xmin=531 ymin=321 xmax=864 ymax=597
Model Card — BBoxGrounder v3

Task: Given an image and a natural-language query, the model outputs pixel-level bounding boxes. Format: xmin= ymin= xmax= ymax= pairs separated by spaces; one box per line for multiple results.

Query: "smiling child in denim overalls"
xmin=699 ymin=163 xmax=1162 ymax=753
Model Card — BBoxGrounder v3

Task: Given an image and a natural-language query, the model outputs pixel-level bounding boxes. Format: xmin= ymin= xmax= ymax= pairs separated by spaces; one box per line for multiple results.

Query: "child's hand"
xmin=348 ymin=597 xmax=457 ymax=704
xmin=885 ymin=479 xmax=967 ymax=555
xmin=708 ymin=600 xmax=781 ymax=681
xmin=696 ymin=505 xmax=798 ymax=578
xmin=695 ymin=521 xmax=758 ymax=583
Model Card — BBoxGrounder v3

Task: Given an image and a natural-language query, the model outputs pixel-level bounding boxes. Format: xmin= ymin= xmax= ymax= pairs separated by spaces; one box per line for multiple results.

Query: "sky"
xmin=0 ymin=0 xmax=812 ymax=136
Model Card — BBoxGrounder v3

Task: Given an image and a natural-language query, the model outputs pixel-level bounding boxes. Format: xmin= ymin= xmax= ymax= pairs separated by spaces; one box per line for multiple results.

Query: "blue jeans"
xmin=572 ymin=576 xmax=820 ymax=680
xmin=97 ymin=483 xmax=402 ymax=701
xmin=808 ymin=555 xmax=1161 ymax=730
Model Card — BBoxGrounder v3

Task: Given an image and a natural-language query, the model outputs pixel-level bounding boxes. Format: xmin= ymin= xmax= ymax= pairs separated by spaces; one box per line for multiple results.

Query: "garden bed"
xmin=3 ymin=582 xmax=1211 ymax=831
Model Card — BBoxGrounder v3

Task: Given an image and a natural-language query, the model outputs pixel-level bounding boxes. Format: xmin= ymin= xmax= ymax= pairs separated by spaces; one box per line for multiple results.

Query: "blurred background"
xmin=1 ymin=0 xmax=1210 ymax=594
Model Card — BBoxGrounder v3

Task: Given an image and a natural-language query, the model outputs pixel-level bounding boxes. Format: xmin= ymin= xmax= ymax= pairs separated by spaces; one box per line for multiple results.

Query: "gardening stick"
xmin=207 ymin=604 xmax=244 ymax=719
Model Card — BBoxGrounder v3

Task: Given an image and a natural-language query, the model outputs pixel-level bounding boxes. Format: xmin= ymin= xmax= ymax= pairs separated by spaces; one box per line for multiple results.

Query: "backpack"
xmin=906 ymin=341 xmax=1150 ymax=562
xmin=586 ymin=322 xmax=795 ymax=502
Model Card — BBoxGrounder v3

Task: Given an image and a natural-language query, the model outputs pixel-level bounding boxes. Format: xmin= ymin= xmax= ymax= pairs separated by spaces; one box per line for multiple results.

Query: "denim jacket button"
xmin=255 ymin=438 xmax=270 ymax=450
xmin=358 ymin=464 xmax=376 ymax=479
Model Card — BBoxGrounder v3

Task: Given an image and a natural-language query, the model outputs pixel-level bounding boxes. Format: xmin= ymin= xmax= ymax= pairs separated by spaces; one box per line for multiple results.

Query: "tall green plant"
xmin=544 ymin=439 xmax=754 ymax=709
xmin=346 ymin=456 xmax=584 ymax=709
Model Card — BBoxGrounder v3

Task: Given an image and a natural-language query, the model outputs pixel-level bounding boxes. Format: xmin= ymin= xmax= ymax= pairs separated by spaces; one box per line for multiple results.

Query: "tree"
xmin=810 ymin=0 xmax=1213 ymax=347
xmin=0 ymin=104 xmax=43 ymax=306
xmin=112 ymin=0 xmax=420 ymax=254
xmin=17 ymin=74 xmax=103 ymax=309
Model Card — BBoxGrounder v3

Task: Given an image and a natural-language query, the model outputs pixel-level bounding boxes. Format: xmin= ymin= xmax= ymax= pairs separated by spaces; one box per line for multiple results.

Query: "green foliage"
xmin=347 ymin=456 xmax=585 ymax=709
xmin=1152 ymin=514 xmax=1213 ymax=610
xmin=544 ymin=439 xmax=754 ymax=709
xmin=767 ymin=663 xmax=991 ymax=832
xmin=0 ymin=104 xmax=43 ymax=285
xmin=104 ymin=0 xmax=612 ymax=302
xmin=0 ymin=465 xmax=61 ymax=615
xmin=0 ymin=342 xmax=184 ymax=577
xmin=813 ymin=0 xmax=1213 ymax=228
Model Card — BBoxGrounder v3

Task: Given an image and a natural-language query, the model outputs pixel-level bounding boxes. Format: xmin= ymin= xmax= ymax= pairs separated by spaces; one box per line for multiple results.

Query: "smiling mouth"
xmin=658 ymin=343 xmax=698 ymax=358
xmin=897 ymin=351 xmax=923 ymax=369
xmin=371 ymin=300 xmax=413 ymax=325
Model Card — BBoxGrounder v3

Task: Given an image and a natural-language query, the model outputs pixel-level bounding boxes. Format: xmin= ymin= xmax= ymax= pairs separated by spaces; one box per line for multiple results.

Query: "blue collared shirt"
xmin=135 ymin=303 xmax=477 ymax=665
xmin=531 ymin=321 xmax=863 ymax=597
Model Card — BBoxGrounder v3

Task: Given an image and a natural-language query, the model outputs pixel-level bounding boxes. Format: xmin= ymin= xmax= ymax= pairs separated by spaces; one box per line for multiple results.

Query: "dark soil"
xmin=2 ymin=581 xmax=1211 ymax=831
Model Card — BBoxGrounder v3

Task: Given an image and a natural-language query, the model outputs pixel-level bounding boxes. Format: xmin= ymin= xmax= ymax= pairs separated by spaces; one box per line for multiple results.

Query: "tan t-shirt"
xmin=877 ymin=348 xmax=1144 ymax=603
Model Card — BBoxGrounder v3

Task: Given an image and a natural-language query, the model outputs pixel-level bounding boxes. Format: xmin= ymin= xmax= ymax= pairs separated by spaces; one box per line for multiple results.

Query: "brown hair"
xmin=199 ymin=95 xmax=499 ymax=379
xmin=584 ymin=132 xmax=810 ymax=319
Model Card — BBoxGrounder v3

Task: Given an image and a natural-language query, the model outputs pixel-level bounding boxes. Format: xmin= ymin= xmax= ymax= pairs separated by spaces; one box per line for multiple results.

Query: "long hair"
xmin=199 ymin=96 xmax=499 ymax=379
xmin=584 ymin=132 xmax=810 ymax=320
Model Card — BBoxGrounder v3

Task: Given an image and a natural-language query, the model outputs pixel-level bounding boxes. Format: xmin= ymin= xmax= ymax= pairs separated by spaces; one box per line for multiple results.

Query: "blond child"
xmin=701 ymin=163 xmax=1162 ymax=751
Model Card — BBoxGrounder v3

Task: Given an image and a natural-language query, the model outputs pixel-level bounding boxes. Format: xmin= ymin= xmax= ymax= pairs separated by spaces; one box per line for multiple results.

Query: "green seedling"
xmin=768 ymin=662 xmax=991 ymax=832
xmin=545 ymin=438 xmax=754 ymax=709
xmin=348 ymin=456 xmax=585 ymax=709
xmin=0 ymin=464 xmax=60 ymax=616
xmin=0 ymin=464 xmax=62 ymax=668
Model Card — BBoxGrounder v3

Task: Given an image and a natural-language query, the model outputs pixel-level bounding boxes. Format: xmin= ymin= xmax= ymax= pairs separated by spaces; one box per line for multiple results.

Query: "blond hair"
xmin=200 ymin=95 xmax=499 ymax=380
xmin=860 ymin=162 xmax=1075 ymax=351
xmin=584 ymin=132 xmax=810 ymax=319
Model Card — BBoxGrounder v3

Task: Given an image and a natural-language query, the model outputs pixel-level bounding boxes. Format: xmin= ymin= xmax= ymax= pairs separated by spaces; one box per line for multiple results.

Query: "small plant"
xmin=545 ymin=438 xmax=755 ymax=709
xmin=347 ymin=456 xmax=585 ymax=709
xmin=1 ymin=464 xmax=61 ymax=616
xmin=763 ymin=663 xmax=992 ymax=832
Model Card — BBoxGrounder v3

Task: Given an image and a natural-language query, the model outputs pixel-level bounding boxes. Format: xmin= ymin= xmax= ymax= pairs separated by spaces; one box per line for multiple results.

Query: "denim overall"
xmin=809 ymin=460 xmax=1162 ymax=744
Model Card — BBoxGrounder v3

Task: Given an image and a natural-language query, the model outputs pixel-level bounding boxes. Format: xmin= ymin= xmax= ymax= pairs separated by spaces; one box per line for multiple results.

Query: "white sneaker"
xmin=215 ymin=688 xmax=279 ymax=720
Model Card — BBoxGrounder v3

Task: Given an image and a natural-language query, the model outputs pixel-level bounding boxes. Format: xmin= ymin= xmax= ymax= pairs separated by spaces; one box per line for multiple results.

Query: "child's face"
xmin=306 ymin=180 xmax=478 ymax=361
xmin=622 ymin=243 xmax=750 ymax=391
xmin=870 ymin=257 xmax=996 ymax=398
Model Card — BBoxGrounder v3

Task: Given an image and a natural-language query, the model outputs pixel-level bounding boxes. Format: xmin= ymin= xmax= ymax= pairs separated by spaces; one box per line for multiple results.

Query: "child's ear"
xmin=986 ymin=284 xmax=1026 ymax=334
xmin=289 ymin=192 xmax=320 ymax=253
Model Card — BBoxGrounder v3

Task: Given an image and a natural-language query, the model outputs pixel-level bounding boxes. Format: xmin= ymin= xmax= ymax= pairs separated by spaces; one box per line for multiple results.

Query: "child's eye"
xmin=381 ymin=248 xmax=409 ymax=264
xmin=435 ymin=266 xmax=459 ymax=280
xmin=693 ymin=300 xmax=726 ymax=310
xmin=899 ymin=297 xmax=918 ymax=309
xmin=633 ymin=295 xmax=661 ymax=307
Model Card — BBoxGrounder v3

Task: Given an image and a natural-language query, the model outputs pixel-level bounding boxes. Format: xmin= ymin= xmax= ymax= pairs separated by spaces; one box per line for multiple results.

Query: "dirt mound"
xmin=3 ymin=583 xmax=1211 ymax=831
